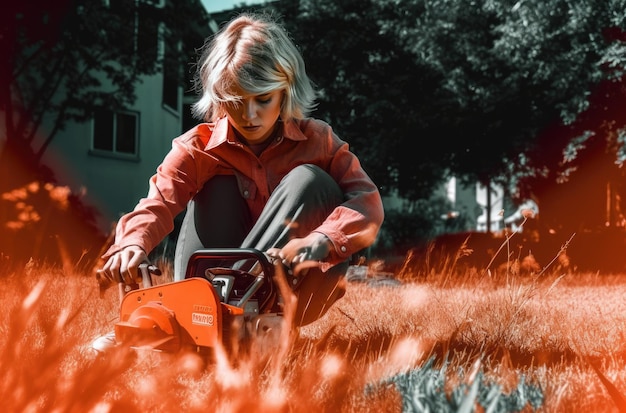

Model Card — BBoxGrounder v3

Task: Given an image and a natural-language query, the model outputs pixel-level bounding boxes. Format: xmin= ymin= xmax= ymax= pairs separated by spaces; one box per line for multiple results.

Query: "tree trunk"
xmin=0 ymin=137 xmax=41 ymax=193
xmin=486 ymin=180 xmax=492 ymax=233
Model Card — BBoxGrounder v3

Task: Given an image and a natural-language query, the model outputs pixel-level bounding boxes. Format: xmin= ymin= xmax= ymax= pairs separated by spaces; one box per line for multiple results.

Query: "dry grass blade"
xmin=589 ymin=360 xmax=626 ymax=413
xmin=2 ymin=251 xmax=626 ymax=412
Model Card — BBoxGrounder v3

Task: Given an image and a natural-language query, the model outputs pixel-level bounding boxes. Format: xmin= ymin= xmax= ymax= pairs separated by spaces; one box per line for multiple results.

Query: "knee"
xmin=287 ymin=164 xmax=332 ymax=185
xmin=282 ymin=164 xmax=341 ymax=200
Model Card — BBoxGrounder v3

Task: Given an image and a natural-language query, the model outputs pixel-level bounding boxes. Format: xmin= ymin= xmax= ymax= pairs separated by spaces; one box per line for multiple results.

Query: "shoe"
xmin=92 ymin=331 xmax=117 ymax=353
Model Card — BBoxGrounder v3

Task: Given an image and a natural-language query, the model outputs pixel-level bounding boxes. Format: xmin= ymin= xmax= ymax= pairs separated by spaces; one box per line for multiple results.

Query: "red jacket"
xmin=103 ymin=117 xmax=384 ymax=267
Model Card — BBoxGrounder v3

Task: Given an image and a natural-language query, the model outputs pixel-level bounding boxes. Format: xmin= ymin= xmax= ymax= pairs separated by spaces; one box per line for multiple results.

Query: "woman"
xmin=97 ymin=12 xmax=384 ymax=335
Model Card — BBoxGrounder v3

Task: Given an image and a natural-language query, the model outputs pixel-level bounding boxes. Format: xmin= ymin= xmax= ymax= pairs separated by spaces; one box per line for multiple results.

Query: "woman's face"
xmin=225 ymin=87 xmax=283 ymax=144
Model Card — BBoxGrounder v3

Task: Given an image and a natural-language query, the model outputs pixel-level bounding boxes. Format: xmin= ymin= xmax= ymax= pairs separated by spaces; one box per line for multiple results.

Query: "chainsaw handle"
xmin=138 ymin=262 xmax=161 ymax=287
xmin=185 ymin=248 xmax=274 ymax=280
xmin=115 ymin=263 xmax=161 ymax=303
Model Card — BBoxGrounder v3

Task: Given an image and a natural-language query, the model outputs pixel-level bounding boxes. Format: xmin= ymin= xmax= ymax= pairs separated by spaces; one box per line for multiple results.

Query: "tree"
xmin=1 ymin=0 xmax=208 ymax=185
xmin=518 ymin=76 xmax=626 ymax=235
xmin=270 ymin=0 xmax=625 ymax=241
xmin=273 ymin=0 xmax=626 ymax=202
xmin=0 ymin=0 xmax=209 ymax=267
xmin=275 ymin=0 xmax=450 ymax=200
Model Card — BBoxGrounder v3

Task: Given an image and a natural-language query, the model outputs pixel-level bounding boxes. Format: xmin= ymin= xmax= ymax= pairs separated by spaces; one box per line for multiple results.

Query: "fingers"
xmin=291 ymin=248 xmax=312 ymax=264
xmin=95 ymin=268 xmax=113 ymax=297
xmin=120 ymin=250 xmax=147 ymax=283
xmin=266 ymin=233 xmax=331 ymax=272
xmin=267 ymin=246 xmax=307 ymax=268
xmin=266 ymin=247 xmax=281 ymax=260
xmin=99 ymin=246 xmax=149 ymax=285
xmin=100 ymin=254 xmax=121 ymax=283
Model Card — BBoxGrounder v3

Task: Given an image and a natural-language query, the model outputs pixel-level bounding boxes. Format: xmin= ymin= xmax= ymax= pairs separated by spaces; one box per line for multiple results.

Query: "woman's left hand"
xmin=267 ymin=232 xmax=331 ymax=273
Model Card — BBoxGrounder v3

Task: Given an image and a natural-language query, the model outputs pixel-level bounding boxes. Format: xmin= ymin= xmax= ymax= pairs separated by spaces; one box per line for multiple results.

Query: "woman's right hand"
xmin=99 ymin=245 xmax=149 ymax=285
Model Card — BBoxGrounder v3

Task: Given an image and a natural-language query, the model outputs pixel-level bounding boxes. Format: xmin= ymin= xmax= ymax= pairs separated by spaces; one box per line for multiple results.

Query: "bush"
xmin=0 ymin=180 xmax=107 ymax=271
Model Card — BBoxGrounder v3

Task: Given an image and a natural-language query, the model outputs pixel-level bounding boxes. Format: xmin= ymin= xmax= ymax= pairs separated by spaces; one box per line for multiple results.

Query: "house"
xmin=382 ymin=175 xmax=536 ymax=236
xmin=32 ymin=2 xmax=238 ymax=234
xmin=447 ymin=178 xmax=537 ymax=233
xmin=34 ymin=2 xmax=280 ymax=235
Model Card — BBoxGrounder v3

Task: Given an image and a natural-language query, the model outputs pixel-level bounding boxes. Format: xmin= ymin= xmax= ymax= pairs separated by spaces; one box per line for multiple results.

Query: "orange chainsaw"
xmin=99 ymin=248 xmax=286 ymax=356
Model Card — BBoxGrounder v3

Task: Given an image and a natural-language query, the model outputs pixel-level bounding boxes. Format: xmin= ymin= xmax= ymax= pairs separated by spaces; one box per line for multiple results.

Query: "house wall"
xmin=33 ymin=4 xmax=218 ymax=235
xmin=381 ymin=177 xmax=517 ymax=234
xmin=452 ymin=178 xmax=482 ymax=231
xmin=41 ymin=73 xmax=182 ymax=232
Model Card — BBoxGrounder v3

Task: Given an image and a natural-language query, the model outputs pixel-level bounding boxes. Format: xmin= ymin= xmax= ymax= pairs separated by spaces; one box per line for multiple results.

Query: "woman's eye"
xmin=257 ymin=96 xmax=272 ymax=104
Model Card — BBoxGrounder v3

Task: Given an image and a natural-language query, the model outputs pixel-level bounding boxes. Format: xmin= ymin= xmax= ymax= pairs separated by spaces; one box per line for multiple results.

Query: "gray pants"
xmin=174 ymin=164 xmax=348 ymax=326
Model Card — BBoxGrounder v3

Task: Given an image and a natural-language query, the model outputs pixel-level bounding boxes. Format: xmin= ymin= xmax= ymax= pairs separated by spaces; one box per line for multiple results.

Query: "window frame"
xmin=90 ymin=109 xmax=141 ymax=161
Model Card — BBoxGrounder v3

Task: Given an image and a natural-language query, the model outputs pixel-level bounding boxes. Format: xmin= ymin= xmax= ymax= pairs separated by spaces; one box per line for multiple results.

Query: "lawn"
xmin=1 ymin=254 xmax=625 ymax=412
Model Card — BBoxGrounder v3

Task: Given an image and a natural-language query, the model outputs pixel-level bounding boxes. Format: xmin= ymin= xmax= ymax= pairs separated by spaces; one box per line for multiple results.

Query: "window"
xmin=106 ymin=0 xmax=160 ymax=59
xmin=92 ymin=109 xmax=139 ymax=159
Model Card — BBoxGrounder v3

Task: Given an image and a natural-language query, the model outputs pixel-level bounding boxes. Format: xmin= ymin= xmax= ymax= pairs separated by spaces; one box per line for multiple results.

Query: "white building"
xmin=32 ymin=3 xmax=220 ymax=233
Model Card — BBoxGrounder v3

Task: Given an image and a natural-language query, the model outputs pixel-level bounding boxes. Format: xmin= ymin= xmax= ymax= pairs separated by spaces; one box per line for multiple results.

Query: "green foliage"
xmin=373 ymin=193 xmax=463 ymax=256
xmin=368 ymin=357 xmax=544 ymax=413
xmin=375 ymin=209 xmax=434 ymax=256
xmin=277 ymin=0 xmax=451 ymax=199
xmin=0 ymin=181 xmax=106 ymax=270
xmin=0 ymin=1 xmax=207 ymax=267
xmin=272 ymin=0 xmax=626 ymax=202
xmin=2 ymin=0 xmax=207 ymax=163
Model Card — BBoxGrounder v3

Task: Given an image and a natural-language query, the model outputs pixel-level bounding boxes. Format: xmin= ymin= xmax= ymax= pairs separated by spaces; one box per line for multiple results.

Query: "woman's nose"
xmin=241 ymin=100 xmax=257 ymax=120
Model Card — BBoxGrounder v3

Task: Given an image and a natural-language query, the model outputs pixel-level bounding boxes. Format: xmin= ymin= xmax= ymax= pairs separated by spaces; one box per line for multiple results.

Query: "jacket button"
xmin=243 ymin=190 xmax=249 ymax=198
xmin=340 ymin=246 xmax=347 ymax=252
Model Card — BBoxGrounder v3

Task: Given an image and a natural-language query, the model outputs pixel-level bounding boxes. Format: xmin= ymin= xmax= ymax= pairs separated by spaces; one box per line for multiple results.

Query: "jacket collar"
xmin=205 ymin=117 xmax=307 ymax=150
xmin=282 ymin=119 xmax=308 ymax=142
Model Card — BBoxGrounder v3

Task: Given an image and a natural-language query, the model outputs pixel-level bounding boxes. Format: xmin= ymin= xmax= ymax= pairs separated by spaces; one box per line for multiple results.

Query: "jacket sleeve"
xmin=309 ymin=122 xmax=385 ymax=266
xmin=101 ymin=131 xmax=207 ymax=260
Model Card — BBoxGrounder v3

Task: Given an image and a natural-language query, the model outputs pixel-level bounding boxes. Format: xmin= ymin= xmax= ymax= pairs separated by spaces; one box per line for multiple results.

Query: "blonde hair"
xmin=192 ymin=12 xmax=316 ymax=122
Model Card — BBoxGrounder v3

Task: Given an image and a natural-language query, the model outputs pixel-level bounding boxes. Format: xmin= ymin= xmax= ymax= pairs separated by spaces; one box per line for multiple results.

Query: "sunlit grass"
xmin=1 ymin=253 xmax=626 ymax=412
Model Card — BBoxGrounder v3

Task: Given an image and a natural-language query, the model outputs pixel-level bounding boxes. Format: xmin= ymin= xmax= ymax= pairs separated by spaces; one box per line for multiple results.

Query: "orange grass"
xmin=1 ymin=260 xmax=626 ymax=412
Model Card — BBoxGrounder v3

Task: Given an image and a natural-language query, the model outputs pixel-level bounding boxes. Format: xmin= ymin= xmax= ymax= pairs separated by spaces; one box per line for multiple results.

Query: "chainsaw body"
xmin=113 ymin=248 xmax=282 ymax=354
